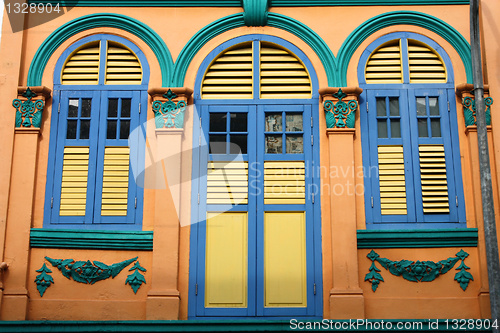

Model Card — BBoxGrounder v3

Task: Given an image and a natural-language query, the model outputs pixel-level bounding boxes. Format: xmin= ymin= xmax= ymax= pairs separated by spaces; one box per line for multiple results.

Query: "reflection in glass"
xmin=286 ymin=114 xmax=303 ymax=132
xmin=108 ymin=99 xmax=118 ymax=117
xmin=107 ymin=120 xmax=117 ymax=139
xmin=377 ymin=120 xmax=388 ymax=138
xmin=286 ymin=135 xmax=303 ymax=154
xmin=209 ymin=135 xmax=226 ymax=154
xmin=230 ymin=113 xmax=247 ymax=132
xmin=376 ymin=98 xmax=386 ymax=117
xmin=265 ymin=113 xmax=282 ymax=132
xmin=429 ymin=97 xmax=439 ymax=116
xmin=418 ymin=119 xmax=428 ymax=137
xmin=389 ymin=98 xmax=399 ymax=116
xmin=230 ymin=135 xmax=247 ymax=154
xmin=431 ymin=119 xmax=441 ymax=137
xmin=68 ymin=99 xmax=79 ymax=117
xmin=265 ymin=135 xmax=282 ymax=154
xmin=81 ymin=99 xmax=92 ymax=117
xmin=120 ymin=120 xmax=130 ymax=139
xmin=80 ymin=120 xmax=90 ymax=139
xmin=66 ymin=120 xmax=77 ymax=139
xmin=416 ymin=97 xmax=426 ymax=116
xmin=121 ymin=99 xmax=131 ymax=118
xmin=390 ymin=120 xmax=401 ymax=138
xmin=210 ymin=113 xmax=226 ymax=132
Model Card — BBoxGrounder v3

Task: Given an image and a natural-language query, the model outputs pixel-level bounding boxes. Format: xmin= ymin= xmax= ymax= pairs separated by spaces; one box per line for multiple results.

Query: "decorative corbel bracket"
xmin=364 ymin=249 xmax=473 ymax=292
xmin=242 ymin=0 xmax=269 ymax=26
xmin=148 ymin=88 xmax=193 ymax=129
xmin=456 ymin=84 xmax=493 ymax=127
xmin=12 ymin=86 xmax=51 ymax=128
xmin=320 ymin=87 xmax=362 ymax=129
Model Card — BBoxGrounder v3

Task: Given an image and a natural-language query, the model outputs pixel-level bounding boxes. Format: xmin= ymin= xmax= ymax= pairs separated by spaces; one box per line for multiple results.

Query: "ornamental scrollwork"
xmin=125 ymin=261 xmax=147 ymax=294
xmin=462 ymin=95 xmax=493 ymax=127
xmin=364 ymin=249 xmax=473 ymax=292
xmin=152 ymin=89 xmax=187 ymax=129
xmin=13 ymin=87 xmax=45 ymax=128
xmin=34 ymin=263 xmax=54 ymax=297
xmin=324 ymin=88 xmax=358 ymax=128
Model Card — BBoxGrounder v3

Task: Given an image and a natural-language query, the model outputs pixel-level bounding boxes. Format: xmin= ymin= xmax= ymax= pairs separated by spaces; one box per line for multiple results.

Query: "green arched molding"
xmin=242 ymin=0 xmax=269 ymax=26
xmin=27 ymin=13 xmax=174 ymax=87
xmin=336 ymin=11 xmax=472 ymax=86
xmin=171 ymin=12 xmax=337 ymax=87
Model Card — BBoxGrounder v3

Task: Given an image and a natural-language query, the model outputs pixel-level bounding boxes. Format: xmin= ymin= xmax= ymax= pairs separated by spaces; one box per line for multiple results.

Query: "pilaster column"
xmin=321 ymin=87 xmax=365 ymax=319
xmin=1 ymin=86 xmax=50 ymax=320
xmin=145 ymin=88 xmax=192 ymax=319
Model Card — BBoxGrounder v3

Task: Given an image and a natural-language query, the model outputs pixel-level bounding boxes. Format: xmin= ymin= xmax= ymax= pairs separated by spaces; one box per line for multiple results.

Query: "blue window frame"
xmin=43 ymin=35 xmax=149 ymax=230
xmin=359 ymin=32 xmax=466 ymax=229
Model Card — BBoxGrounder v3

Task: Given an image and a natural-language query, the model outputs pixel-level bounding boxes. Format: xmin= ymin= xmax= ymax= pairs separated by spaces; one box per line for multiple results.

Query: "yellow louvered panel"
xmin=105 ymin=42 xmax=142 ymax=85
xmin=202 ymin=43 xmax=253 ymax=99
xmin=101 ymin=147 xmax=130 ymax=216
xmin=378 ymin=146 xmax=407 ymax=215
xmin=62 ymin=42 xmax=100 ymax=85
xmin=60 ymin=147 xmax=89 ymax=216
xmin=264 ymin=161 xmax=305 ymax=204
xmin=408 ymin=40 xmax=446 ymax=83
xmin=419 ymin=145 xmax=449 ymax=213
xmin=207 ymin=162 xmax=248 ymax=205
xmin=260 ymin=43 xmax=311 ymax=99
xmin=365 ymin=40 xmax=403 ymax=84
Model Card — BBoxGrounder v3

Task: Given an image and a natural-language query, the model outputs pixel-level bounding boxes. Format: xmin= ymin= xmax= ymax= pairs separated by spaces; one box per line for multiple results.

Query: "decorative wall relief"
xmin=13 ymin=87 xmax=45 ymax=128
xmin=152 ymin=89 xmax=187 ymax=129
xmin=365 ymin=249 xmax=473 ymax=292
xmin=462 ymin=95 xmax=493 ymax=127
xmin=323 ymin=88 xmax=358 ymax=128
xmin=36 ymin=256 xmax=147 ymax=297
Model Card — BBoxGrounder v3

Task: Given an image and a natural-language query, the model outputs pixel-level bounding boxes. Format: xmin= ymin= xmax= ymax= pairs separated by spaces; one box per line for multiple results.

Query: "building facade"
xmin=0 ymin=0 xmax=499 ymax=329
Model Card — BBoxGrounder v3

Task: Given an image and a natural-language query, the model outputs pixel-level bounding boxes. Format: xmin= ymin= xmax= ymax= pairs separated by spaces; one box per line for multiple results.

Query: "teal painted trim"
xmin=30 ymin=228 xmax=153 ymax=250
xmin=357 ymin=228 xmax=478 ymax=248
xmin=242 ymin=0 xmax=269 ymax=26
xmin=337 ymin=11 xmax=472 ymax=86
xmin=27 ymin=13 xmax=174 ymax=87
xmin=0 ymin=320 xmax=493 ymax=332
xmin=172 ymin=12 xmax=337 ymax=87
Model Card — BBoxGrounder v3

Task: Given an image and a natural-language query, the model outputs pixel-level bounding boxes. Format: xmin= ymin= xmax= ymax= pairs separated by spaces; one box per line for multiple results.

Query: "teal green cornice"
xmin=242 ymin=0 xmax=269 ymax=26
xmin=337 ymin=11 xmax=472 ymax=86
xmin=357 ymin=228 xmax=478 ymax=248
xmin=30 ymin=229 xmax=153 ymax=250
xmin=172 ymin=12 xmax=337 ymax=87
xmin=27 ymin=13 xmax=173 ymax=87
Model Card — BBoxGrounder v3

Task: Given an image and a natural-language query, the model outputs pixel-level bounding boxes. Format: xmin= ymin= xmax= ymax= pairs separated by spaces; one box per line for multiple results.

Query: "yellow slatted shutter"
xmin=419 ymin=145 xmax=449 ymax=213
xmin=263 ymin=161 xmax=305 ymax=204
xmin=260 ymin=43 xmax=311 ymax=99
xmin=61 ymin=42 xmax=100 ymax=85
xmin=105 ymin=41 xmax=143 ymax=85
xmin=60 ymin=147 xmax=89 ymax=216
xmin=202 ymin=42 xmax=253 ymax=99
xmin=408 ymin=39 xmax=447 ymax=83
xmin=101 ymin=147 xmax=130 ymax=216
xmin=207 ymin=161 xmax=248 ymax=205
xmin=378 ymin=145 xmax=407 ymax=215
xmin=365 ymin=40 xmax=403 ymax=84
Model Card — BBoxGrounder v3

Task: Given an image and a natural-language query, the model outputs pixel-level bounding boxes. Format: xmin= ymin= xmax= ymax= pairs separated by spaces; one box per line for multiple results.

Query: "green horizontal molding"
xmin=337 ymin=11 xmax=472 ymax=86
xmin=172 ymin=12 xmax=336 ymax=87
xmin=0 ymin=320 xmax=493 ymax=332
xmin=29 ymin=0 xmax=470 ymax=6
xmin=27 ymin=13 xmax=174 ymax=87
xmin=357 ymin=228 xmax=478 ymax=248
xmin=30 ymin=228 xmax=153 ymax=250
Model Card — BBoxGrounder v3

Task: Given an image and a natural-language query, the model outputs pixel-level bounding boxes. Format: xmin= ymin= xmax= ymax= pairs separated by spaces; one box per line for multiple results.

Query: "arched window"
xmin=44 ymin=35 xmax=149 ymax=230
xmin=358 ymin=32 xmax=465 ymax=229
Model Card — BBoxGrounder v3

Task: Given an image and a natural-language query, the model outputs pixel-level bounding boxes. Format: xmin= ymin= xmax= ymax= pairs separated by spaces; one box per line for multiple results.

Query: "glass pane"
xmin=121 ymin=99 xmax=131 ymax=118
xmin=265 ymin=113 xmax=282 ymax=132
xmin=66 ymin=120 xmax=77 ymax=139
xmin=286 ymin=135 xmax=304 ymax=154
xmin=120 ymin=120 xmax=130 ymax=139
xmin=416 ymin=97 xmax=427 ymax=116
xmin=389 ymin=98 xmax=399 ymax=116
xmin=286 ymin=114 xmax=303 ymax=132
xmin=107 ymin=120 xmax=117 ymax=139
xmin=230 ymin=135 xmax=247 ymax=154
xmin=81 ymin=99 xmax=92 ymax=117
xmin=418 ymin=119 xmax=428 ymax=137
xmin=429 ymin=97 xmax=439 ymax=115
xmin=230 ymin=113 xmax=247 ymax=132
xmin=209 ymin=113 xmax=226 ymax=132
xmin=376 ymin=98 xmax=386 ymax=117
xmin=390 ymin=120 xmax=401 ymax=138
xmin=80 ymin=120 xmax=90 ymax=139
xmin=108 ymin=99 xmax=118 ymax=117
xmin=209 ymin=135 xmax=226 ymax=154
xmin=377 ymin=120 xmax=388 ymax=138
xmin=68 ymin=99 xmax=79 ymax=117
xmin=431 ymin=119 xmax=441 ymax=137
xmin=265 ymin=135 xmax=282 ymax=154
